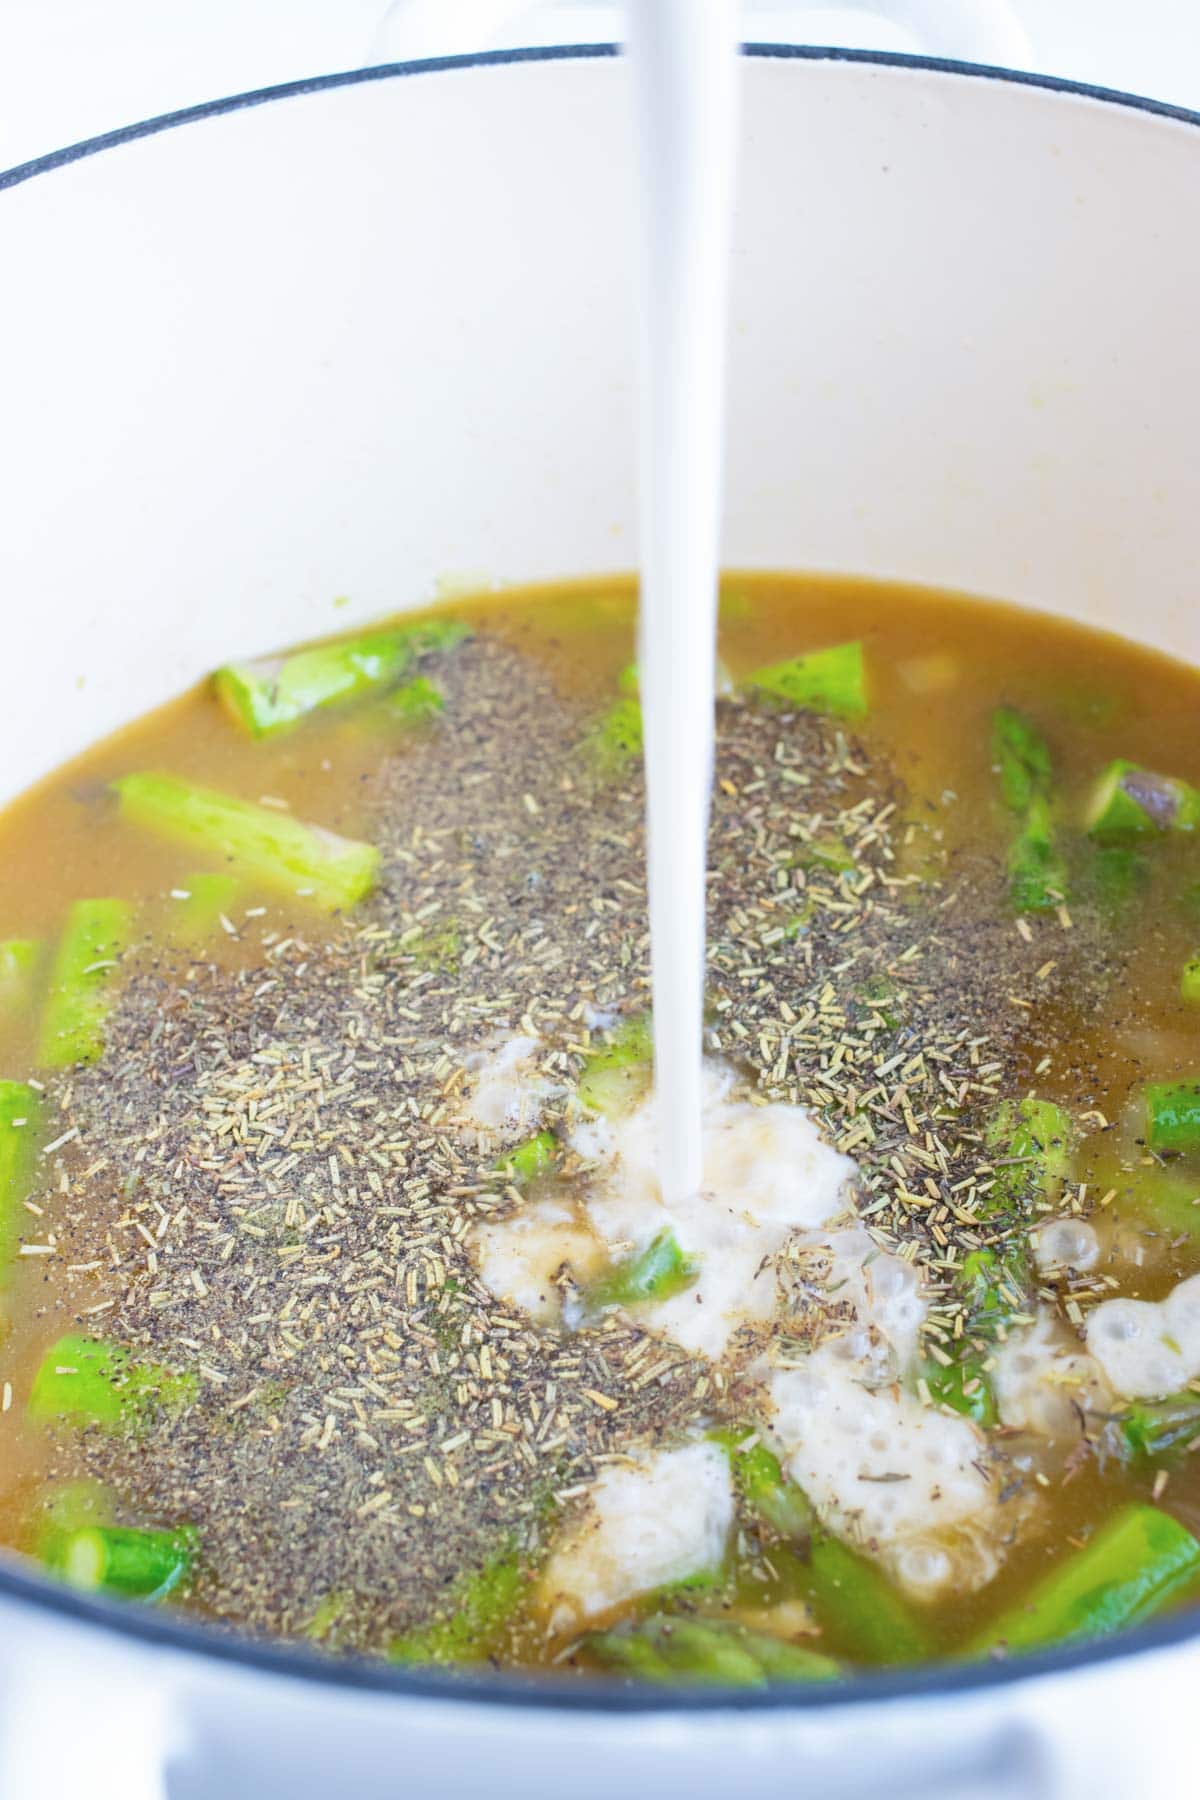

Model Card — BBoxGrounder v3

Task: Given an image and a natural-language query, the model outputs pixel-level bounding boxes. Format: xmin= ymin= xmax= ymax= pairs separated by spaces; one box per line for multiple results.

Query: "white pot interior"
xmin=0 ymin=51 xmax=1199 ymax=804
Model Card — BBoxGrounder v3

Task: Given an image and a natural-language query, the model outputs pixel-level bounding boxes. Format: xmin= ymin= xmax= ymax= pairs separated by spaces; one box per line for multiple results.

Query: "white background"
xmin=1 ymin=0 xmax=1199 ymax=176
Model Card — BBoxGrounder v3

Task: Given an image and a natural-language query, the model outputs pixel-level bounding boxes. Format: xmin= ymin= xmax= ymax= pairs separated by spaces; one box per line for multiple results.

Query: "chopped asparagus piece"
xmin=46 ymin=1524 xmax=197 ymax=1600
xmin=992 ymin=707 xmax=1053 ymax=814
xmin=715 ymin=1431 xmax=815 ymax=1539
xmin=494 ymin=1131 xmax=558 ymax=1186
xmin=589 ymin=1230 xmax=699 ymax=1309
xmin=387 ymin=675 xmax=444 ymax=726
xmin=582 ymin=665 xmax=643 ymax=773
xmin=166 ymin=872 xmax=240 ymax=945
xmin=1145 ymin=1081 xmax=1200 ymax=1156
xmin=37 ymin=898 xmax=131 ymax=1068
xmin=406 ymin=922 xmax=461 ymax=971
xmin=991 ymin=710 xmax=1067 ymax=912
xmin=114 ymin=774 xmax=378 ymax=915
xmin=926 ymin=1354 xmax=998 ymax=1428
xmin=969 ymin=1505 xmax=1200 ymax=1656
xmin=577 ymin=1014 xmax=652 ymax=1117
xmin=1085 ymin=759 xmax=1200 ymax=840
xmin=985 ymin=1098 xmax=1073 ymax=1215
xmin=0 ymin=1080 xmax=41 ymax=1278
xmin=716 ymin=1432 xmax=931 ymax=1663
xmin=587 ymin=1613 xmax=839 ymax=1687
xmin=745 ymin=641 xmax=866 ymax=720
xmin=1086 ymin=843 xmax=1150 ymax=919
xmin=29 ymin=1333 xmax=198 ymax=1431
xmin=390 ymin=1542 xmax=524 ymax=1666
xmin=1084 ymin=1145 xmax=1200 ymax=1242
xmin=0 ymin=938 xmax=42 ymax=1014
xmin=33 ymin=1480 xmax=114 ymax=1568
xmin=1183 ymin=957 xmax=1200 ymax=1006
xmin=1007 ymin=796 xmax=1068 ymax=913
xmin=798 ymin=835 xmax=856 ymax=876
xmin=214 ymin=619 xmax=466 ymax=738
xmin=1121 ymin=1393 xmax=1200 ymax=1464
xmin=304 ymin=1591 xmax=352 ymax=1643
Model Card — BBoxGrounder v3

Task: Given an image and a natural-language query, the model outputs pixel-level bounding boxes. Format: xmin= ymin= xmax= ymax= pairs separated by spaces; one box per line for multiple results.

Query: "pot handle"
xmin=369 ymin=1 xmax=1032 ymax=72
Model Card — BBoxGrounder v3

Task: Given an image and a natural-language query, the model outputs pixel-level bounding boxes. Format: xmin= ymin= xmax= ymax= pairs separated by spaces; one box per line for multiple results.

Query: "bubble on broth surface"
xmin=994 ymin=1310 xmax=1112 ymax=1438
xmin=1087 ymin=1274 xmax=1200 ymax=1399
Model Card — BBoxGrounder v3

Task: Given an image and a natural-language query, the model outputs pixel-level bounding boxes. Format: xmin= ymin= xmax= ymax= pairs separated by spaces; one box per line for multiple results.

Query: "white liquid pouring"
xmin=626 ymin=1 xmax=741 ymax=1206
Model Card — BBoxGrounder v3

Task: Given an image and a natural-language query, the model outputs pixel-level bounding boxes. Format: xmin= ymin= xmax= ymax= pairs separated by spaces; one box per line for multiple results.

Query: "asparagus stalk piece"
xmin=991 ymin=710 xmax=1067 ymax=912
xmin=29 ymin=1333 xmax=197 ymax=1430
xmin=1183 ymin=957 xmax=1200 ymax=1006
xmin=587 ymin=1613 xmax=840 ymax=1687
xmin=968 ymin=1505 xmax=1200 ymax=1656
xmin=390 ymin=1541 xmax=524 ymax=1666
xmin=0 ymin=1080 xmax=42 ymax=1279
xmin=745 ymin=642 xmax=867 ymax=720
xmin=165 ymin=872 xmax=240 ymax=945
xmin=387 ymin=675 xmax=444 ymax=726
xmin=1085 ymin=759 xmax=1200 ymax=840
xmin=494 ymin=1130 xmax=558 ymax=1186
xmin=1086 ymin=844 xmax=1149 ymax=919
xmin=114 ymin=774 xmax=379 ymax=914
xmin=37 ymin=898 xmax=131 ymax=1069
xmin=985 ymin=1098 xmax=1073 ymax=1215
xmin=926 ymin=1248 xmax=1022 ymax=1427
xmin=993 ymin=707 xmax=1053 ymax=812
xmin=577 ymin=1014 xmax=652 ymax=1118
xmin=0 ymin=939 xmax=42 ymax=1015
xmin=926 ymin=1355 xmax=998 ymax=1428
xmin=588 ymin=1230 xmax=699 ymax=1310
xmin=716 ymin=1432 xmax=931 ymax=1664
xmin=582 ymin=665 xmax=643 ymax=774
xmin=797 ymin=835 xmax=856 ymax=876
xmin=1120 ymin=1392 xmax=1200 ymax=1464
xmin=214 ymin=618 xmax=466 ymax=738
xmin=1144 ymin=1082 xmax=1200 ymax=1156
xmin=46 ymin=1524 xmax=197 ymax=1600
xmin=1084 ymin=1145 xmax=1200 ymax=1243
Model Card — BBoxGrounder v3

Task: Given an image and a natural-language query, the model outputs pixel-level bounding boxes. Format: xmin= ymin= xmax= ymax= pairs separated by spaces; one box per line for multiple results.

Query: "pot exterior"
xmin=1 ymin=47 xmax=1200 ymax=1798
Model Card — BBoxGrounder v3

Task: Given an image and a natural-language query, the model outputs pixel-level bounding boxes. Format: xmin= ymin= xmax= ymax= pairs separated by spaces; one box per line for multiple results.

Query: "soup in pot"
xmin=1 ymin=571 xmax=1199 ymax=1683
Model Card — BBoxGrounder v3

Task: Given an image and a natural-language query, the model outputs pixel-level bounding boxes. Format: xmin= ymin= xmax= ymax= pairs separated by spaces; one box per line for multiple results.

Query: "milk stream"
xmin=627 ymin=1 xmax=741 ymax=1206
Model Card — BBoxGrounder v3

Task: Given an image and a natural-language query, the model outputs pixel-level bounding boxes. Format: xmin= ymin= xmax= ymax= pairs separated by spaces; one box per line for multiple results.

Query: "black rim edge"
xmin=4 ymin=39 xmax=1200 ymax=192
xmin=1 ymin=36 xmax=1199 ymax=1715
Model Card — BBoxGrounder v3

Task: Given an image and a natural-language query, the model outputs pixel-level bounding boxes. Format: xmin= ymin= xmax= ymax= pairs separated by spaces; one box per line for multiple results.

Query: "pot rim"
xmin=2 ymin=38 xmax=1199 ymax=1713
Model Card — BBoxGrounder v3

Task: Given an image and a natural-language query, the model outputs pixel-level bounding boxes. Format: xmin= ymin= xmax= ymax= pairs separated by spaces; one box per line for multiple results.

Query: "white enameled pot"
xmin=1 ymin=43 xmax=1199 ymax=1800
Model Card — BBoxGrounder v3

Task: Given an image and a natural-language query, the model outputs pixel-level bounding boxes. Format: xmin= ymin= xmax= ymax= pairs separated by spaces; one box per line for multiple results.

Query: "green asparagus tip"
xmin=587 ymin=1613 xmax=839 ymax=1688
